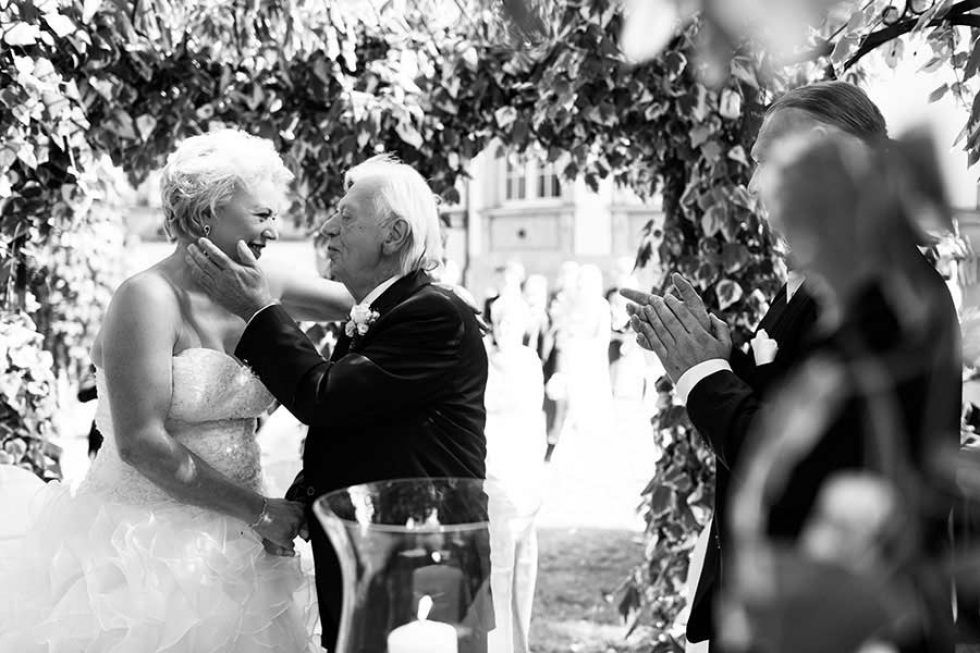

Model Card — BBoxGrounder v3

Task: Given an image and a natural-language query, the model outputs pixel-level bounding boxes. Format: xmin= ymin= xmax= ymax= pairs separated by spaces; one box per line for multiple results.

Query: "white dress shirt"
xmin=674 ymin=272 xmax=804 ymax=405
xmin=358 ymin=275 xmax=401 ymax=309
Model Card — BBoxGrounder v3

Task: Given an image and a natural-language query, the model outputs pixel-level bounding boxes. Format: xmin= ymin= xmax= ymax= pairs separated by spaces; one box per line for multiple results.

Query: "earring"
xmin=203 ymin=224 xmax=211 ymax=237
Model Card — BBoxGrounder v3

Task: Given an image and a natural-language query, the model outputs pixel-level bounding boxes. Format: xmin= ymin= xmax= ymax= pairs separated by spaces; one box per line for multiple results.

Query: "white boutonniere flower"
xmin=345 ymin=303 xmax=379 ymax=338
xmin=750 ymin=328 xmax=779 ymax=366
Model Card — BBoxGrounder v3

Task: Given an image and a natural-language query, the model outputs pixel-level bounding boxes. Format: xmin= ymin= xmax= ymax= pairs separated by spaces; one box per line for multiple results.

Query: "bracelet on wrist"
xmin=248 ymin=498 xmax=271 ymax=530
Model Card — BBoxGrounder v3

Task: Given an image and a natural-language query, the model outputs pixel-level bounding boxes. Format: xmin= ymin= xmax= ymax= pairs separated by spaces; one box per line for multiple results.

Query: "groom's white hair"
xmin=344 ymin=154 xmax=444 ymax=275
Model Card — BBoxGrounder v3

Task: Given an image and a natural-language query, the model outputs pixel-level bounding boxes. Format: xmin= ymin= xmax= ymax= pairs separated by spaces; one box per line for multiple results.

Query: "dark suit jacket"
xmin=236 ymin=270 xmax=488 ymax=649
xmin=686 ymin=257 xmax=960 ymax=652
xmin=755 ymin=269 xmax=959 ymax=653
xmin=685 ymin=281 xmax=820 ymax=644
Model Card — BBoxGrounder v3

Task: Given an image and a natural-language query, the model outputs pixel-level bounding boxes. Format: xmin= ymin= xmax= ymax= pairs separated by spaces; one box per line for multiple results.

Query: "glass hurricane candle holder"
xmin=313 ymin=477 xmax=540 ymax=653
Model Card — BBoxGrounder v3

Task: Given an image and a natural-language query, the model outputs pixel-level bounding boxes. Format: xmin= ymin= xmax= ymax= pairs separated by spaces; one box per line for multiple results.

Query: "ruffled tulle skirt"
xmin=0 ymin=465 xmax=318 ymax=652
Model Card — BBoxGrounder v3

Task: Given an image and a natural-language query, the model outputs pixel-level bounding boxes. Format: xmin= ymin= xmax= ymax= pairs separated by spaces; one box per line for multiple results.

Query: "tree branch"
xmin=786 ymin=0 xmax=980 ymax=70
xmin=949 ymin=0 xmax=980 ymax=15
xmin=843 ymin=4 xmax=980 ymax=71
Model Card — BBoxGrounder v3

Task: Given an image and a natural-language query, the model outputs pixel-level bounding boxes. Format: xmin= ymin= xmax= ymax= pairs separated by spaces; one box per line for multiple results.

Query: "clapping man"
xmin=622 ymin=82 xmax=887 ymax=652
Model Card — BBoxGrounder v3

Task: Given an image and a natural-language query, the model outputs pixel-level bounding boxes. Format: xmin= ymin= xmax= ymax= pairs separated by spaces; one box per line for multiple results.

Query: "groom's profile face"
xmin=324 ymin=182 xmax=386 ymax=291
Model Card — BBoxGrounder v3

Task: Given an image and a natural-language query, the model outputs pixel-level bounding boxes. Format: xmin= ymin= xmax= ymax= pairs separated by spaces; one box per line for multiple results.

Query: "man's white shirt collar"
xmin=786 ymin=271 xmax=805 ymax=301
xmin=360 ymin=275 xmax=402 ymax=309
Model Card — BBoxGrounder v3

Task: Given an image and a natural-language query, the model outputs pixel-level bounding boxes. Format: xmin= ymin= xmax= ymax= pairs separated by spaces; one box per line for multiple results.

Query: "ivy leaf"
xmin=701 ymin=141 xmax=722 ymax=163
xmin=721 ymin=214 xmax=743 ymax=243
xmin=645 ymin=102 xmax=668 ymax=120
xmin=715 ymin=278 xmax=744 ymax=311
xmin=494 ymin=106 xmax=518 ymax=129
xmin=718 ymin=89 xmax=741 ymax=120
xmin=394 ymin=120 xmax=423 ymax=149
xmin=844 ymin=10 xmax=866 ymax=34
xmin=109 ymin=110 xmax=136 ymax=140
xmin=663 ymin=51 xmax=687 ymax=78
xmin=700 ymin=204 xmax=725 ymax=237
xmin=82 ymin=0 xmax=101 ymax=22
xmin=730 ymin=58 xmax=758 ymax=89
xmin=461 ymin=45 xmax=479 ymax=72
xmin=4 ymin=23 xmax=41 ymax=46
xmin=921 ymin=56 xmax=944 ymax=74
xmin=729 ymin=185 xmax=755 ymax=209
xmin=965 ymin=38 xmax=980 ymax=81
xmin=619 ymin=582 xmax=641 ymax=622
xmin=830 ymin=35 xmax=858 ymax=66
xmin=883 ymin=40 xmax=904 ymax=69
xmin=694 ymin=262 xmax=720 ymax=289
xmin=135 ymin=115 xmax=156 ymax=141
xmin=649 ymin=484 xmax=675 ymax=518
xmin=690 ymin=124 xmax=712 ymax=148
xmin=954 ymin=121 xmax=970 ymax=148
xmin=43 ymin=13 xmax=76 ymax=38
xmin=657 ymin=405 xmax=688 ymax=432
xmin=15 ymin=141 xmax=38 ymax=169
xmin=0 ymin=148 xmax=16 ymax=172
xmin=721 ymin=242 xmax=750 ymax=273
xmin=727 ymin=145 xmax=749 ymax=168
xmin=585 ymin=173 xmax=599 ymax=193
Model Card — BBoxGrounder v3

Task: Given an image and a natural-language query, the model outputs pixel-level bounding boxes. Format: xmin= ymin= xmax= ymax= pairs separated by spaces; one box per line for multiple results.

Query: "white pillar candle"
xmin=387 ymin=595 xmax=458 ymax=653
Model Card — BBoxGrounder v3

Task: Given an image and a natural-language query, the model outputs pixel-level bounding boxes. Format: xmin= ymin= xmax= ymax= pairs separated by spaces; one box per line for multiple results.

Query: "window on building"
xmin=506 ymin=159 xmax=527 ymax=201
xmin=537 ymin=163 xmax=561 ymax=198
xmin=504 ymin=156 xmax=562 ymax=202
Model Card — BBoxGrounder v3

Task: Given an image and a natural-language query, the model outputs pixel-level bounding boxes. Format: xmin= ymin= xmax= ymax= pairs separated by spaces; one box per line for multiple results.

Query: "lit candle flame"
xmin=417 ymin=595 xmax=433 ymax=622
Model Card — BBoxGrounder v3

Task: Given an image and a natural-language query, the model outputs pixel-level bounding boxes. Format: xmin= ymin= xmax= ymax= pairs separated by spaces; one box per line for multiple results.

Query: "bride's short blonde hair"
xmin=160 ymin=130 xmax=293 ymax=242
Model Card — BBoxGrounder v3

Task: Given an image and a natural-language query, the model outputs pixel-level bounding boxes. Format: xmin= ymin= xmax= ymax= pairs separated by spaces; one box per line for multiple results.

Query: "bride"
xmin=0 ymin=130 xmax=353 ymax=651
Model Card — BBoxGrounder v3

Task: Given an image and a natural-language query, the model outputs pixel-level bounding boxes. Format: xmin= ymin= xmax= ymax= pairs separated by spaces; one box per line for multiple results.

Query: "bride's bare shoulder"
xmin=91 ymin=269 xmax=181 ymax=366
xmin=112 ymin=268 xmax=180 ymax=307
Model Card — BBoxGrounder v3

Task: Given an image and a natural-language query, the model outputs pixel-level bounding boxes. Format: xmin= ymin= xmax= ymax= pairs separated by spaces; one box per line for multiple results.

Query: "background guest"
xmin=558 ymin=264 xmax=612 ymax=443
xmin=544 ymin=261 xmax=580 ymax=459
xmin=484 ymin=294 xmax=547 ymax=650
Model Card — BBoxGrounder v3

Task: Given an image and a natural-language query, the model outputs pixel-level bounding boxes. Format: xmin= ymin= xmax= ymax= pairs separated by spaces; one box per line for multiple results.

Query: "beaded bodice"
xmin=79 ymin=348 xmax=276 ymax=505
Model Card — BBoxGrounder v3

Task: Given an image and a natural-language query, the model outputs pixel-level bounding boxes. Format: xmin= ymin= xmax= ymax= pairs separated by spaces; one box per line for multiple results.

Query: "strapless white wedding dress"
xmin=0 ymin=348 xmax=318 ymax=652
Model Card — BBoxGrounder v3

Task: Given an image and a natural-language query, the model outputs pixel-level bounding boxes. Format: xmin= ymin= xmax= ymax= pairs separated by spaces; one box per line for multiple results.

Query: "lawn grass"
xmin=530 ymin=527 xmax=654 ymax=653
xmin=528 ymin=526 xmax=980 ymax=653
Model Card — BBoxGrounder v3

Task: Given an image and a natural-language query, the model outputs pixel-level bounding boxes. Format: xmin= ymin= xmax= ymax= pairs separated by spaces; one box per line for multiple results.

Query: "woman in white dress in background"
xmin=484 ymin=295 xmax=547 ymax=651
xmin=559 ymin=264 xmax=612 ymax=439
xmin=0 ymin=130 xmax=352 ymax=651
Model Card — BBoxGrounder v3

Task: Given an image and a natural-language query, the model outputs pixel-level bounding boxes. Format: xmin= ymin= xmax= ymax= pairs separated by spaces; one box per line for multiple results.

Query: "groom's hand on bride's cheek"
xmin=186 ymin=238 xmax=274 ymax=321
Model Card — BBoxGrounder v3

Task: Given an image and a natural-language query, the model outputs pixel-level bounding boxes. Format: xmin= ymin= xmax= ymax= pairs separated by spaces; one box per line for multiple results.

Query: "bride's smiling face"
xmin=208 ymin=182 xmax=283 ymax=262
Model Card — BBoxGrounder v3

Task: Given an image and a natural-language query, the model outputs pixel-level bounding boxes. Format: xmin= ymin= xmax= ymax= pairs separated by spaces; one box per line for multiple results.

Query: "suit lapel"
xmin=757 ymin=282 xmax=813 ymax=340
xmin=347 ymin=270 xmax=432 ymax=352
xmin=369 ymin=270 xmax=431 ymax=316
xmin=332 ymin=332 xmax=352 ymax=361
xmin=757 ymin=284 xmax=789 ymax=335
xmin=768 ymin=282 xmax=816 ymax=344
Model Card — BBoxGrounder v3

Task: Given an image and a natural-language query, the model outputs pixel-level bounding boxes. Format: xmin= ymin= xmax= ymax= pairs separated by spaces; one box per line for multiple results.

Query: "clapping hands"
xmin=620 ymin=273 xmax=732 ymax=383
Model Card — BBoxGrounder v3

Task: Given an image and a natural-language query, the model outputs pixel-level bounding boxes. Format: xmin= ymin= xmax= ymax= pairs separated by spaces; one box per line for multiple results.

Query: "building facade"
xmin=445 ymin=147 xmax=664 ymax=300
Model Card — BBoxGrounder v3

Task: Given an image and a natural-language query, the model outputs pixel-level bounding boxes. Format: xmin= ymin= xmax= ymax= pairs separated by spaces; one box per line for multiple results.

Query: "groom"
xmin=187 ymin=154 xmax=488 ymax=650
